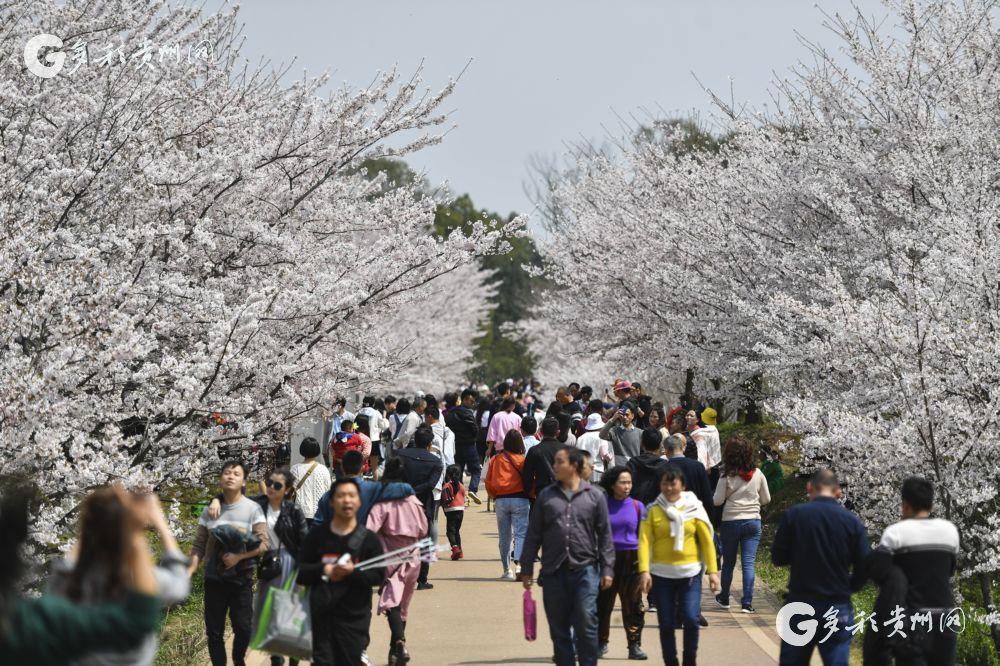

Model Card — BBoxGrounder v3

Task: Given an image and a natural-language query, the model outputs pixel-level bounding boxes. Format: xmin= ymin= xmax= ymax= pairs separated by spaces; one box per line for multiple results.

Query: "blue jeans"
xmin=650 ymin=574 xmax=702 ymax=661
xmin=495 ymin=497 xmax=530 ymax=571
xmin=778 ymin=601 xmax=852 ymax=666
xmin=541 ymin=564 xmax=600 ymax=666
xmin=455 ymin=443 xmax=482 ymax=492
xmin=720 ymin=518 xmax=761 ymax=606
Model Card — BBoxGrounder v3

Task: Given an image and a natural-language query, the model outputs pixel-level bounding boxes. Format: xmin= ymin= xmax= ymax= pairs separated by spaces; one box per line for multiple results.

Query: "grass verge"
xmin=726 ymin=422 xmax=1000 ymax=666
xmin=153 ymin=481 xmax=217 ymax=666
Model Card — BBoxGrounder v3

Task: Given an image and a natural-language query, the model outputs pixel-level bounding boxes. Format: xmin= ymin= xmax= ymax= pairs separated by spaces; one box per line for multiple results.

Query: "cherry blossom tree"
xmin=375 ymin=261 xmax=497 ymax=395
xmin=740 ymin=1 xmax=1000 ymax=629
xmin=535 ymin=0 xmax=1000 ymax=622
xmin=0 ymin=0 xmax=522 ymax=549
xmin=530 ymin=124 xmax=769 ymax=412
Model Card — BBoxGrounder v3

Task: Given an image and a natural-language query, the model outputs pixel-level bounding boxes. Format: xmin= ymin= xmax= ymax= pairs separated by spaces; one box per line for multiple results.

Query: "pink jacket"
xmin=366 ymin=495 xmax=428 ymax=619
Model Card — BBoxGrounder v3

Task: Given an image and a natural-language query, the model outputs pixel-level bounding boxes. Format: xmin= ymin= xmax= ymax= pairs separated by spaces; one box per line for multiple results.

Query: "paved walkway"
xmin=248 ymin=505 xmax=789 ymax=665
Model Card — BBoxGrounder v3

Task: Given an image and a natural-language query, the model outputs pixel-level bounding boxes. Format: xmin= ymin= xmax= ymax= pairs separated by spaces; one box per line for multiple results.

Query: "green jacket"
xmin=0 ymin=591 xmax=160 ymax=664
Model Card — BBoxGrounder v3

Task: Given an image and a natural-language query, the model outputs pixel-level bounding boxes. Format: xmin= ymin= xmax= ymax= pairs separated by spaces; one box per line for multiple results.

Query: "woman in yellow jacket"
xmin=638 ymin=467 xmax=720 ymax=666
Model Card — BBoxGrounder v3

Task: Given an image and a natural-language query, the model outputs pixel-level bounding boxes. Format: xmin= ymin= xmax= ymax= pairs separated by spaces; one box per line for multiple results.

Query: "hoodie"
xmin=627 ymin=453 xmax=668 ymax=505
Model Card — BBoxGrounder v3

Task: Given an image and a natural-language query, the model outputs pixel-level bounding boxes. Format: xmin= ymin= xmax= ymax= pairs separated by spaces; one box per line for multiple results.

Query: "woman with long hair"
xmin=365 ymin=457 xmax=428 ymax=665
xmin=484 ymin=429 xmax=529 ymax=580
xmin=648 ymin=406 xmax=668 ymax=441
xmin=48 ymin=487 xmax=190 ymax=666
xmin=4 ymin=483 xmax=163 ymax=664
xmin=712 ymin=435 xmax=770 ymax=614
xmin=597 ymin=467 xmax=647 ymax=660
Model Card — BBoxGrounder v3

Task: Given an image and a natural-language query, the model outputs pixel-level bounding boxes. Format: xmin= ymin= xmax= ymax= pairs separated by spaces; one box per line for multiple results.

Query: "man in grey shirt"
xmin=600 ymin=400 xmax=643 ymax=467
xmin=189 ymin=460 xmax=268 ymax=666
xmin=520 ymin=447 xmax=614 ymax=666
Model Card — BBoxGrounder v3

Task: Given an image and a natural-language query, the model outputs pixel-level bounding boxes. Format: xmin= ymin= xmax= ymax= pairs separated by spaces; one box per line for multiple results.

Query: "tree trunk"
xmin=743 ymin=373 xmax=763 ymax=425
xmin=682 ymin=368 xmax=695 ymax=410
xmin=980 ymin=573 xmax=1000 ymax=655
xmin=709 ymin=378 xmax=725 ymax=422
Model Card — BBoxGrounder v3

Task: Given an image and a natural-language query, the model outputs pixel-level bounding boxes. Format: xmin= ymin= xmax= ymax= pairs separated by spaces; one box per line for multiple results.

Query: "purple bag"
xmin=523 ymin=589 xmax=537 ymax=641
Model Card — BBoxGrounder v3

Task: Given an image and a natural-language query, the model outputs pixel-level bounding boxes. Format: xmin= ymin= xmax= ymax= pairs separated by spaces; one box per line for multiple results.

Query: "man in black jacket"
xmin=397 ymin=424 xmax=443 ymax=590
xmin=663 ymin=433 xmax=714 ymax=511
xmin=446 ymin=388 xmax=483 ymax=505
xmin=521 ymin=417 xmax=562 ymax=499
xmin=772 ymin=469 xmax=869 ymax=666
xmin=627 ymin=428 xmax=668 ymax=505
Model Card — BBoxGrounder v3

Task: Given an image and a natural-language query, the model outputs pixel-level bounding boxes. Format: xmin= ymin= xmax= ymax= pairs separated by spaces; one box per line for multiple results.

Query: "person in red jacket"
xmin=330 ymin=420 xmax=367 ymax=477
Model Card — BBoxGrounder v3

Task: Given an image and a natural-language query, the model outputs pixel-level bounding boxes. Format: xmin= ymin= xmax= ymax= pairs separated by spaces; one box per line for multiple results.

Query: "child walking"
xmin=441 ymin=465 xmax=467 ymax=560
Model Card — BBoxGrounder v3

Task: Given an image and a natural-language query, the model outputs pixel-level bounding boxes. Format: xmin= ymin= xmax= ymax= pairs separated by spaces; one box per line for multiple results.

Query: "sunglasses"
xmin=265 ymin=479 xmax=285 ymax=491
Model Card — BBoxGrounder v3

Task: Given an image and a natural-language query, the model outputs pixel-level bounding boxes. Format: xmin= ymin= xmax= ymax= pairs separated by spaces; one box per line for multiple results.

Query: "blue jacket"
xmin=772 ymin=496 xmax=869 ymax=603
xmin=313 ymin=477 xmax=414 ymax=527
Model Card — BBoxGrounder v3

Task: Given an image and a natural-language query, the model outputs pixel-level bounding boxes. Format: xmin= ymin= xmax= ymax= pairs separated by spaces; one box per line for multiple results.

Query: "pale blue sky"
xmin=236 ymin=0 xmax=887 ymax=218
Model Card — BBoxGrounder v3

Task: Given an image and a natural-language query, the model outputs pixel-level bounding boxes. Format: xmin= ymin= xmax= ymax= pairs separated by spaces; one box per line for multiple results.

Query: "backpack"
xmin=440 ymin=481 xmax=457 ymax=506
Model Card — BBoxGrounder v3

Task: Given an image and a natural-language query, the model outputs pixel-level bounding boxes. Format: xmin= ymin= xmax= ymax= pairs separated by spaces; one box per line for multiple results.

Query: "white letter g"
xmin=24 ymin=33 xmax=65 ymax=79
xmin=776 ymin=602 xmax=818 ymax=647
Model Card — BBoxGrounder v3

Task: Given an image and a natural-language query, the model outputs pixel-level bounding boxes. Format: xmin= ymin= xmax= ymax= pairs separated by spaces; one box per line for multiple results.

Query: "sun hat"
xmin=584 ymin=413 xmax=605 ymax=431
xmin=613 ymin=379 xmax=632 ymax=393
xmin=701 ymin=407 xmax=718 ymax=426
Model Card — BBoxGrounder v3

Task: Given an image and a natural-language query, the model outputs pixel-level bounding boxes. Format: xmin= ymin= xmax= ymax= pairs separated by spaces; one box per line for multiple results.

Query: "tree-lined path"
xmin=247 ymin=506 xmax=787 ymax=665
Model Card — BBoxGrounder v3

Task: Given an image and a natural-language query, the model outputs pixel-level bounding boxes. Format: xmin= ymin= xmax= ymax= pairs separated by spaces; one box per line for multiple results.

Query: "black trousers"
xmin=445 ymin=510 xmax=464 ymax=548
xmin=204 ymin=578 xmax=254 ymax=666
xmin=418 ymin=502 xmax=438 ymax=584
xmin=387 ymin=605 xmax=407 ymax=643
xmin=891 ymin=612 xmax=957 ymax=666
xmin=597 ymin=549 xmax=644 ymax=646
xmin=311 ymin=610 xmax=370 ymax=665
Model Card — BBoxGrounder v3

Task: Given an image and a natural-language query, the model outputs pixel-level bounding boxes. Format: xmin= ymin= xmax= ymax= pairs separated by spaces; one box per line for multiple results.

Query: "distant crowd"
xmin=0 ymin=378 xmax=962 ymax=666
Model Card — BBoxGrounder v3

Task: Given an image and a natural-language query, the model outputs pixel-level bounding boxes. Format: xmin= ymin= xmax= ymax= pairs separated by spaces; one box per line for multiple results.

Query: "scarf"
xmin=653 ymin=490 xmax=713 ymax=553
xmin=739 ymin=469 xmax=755 ymax=483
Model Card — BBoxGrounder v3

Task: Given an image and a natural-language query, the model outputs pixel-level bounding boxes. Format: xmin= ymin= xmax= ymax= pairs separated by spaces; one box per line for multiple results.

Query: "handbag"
xmin=258 ymin=502 xmax=289 ymax=581
xmin=257 ymin=549 xmax=282 ymax=581
xmin=250 ymin=569 xmax=312 ymax=660
xmin=523 ymin=589 xmax=537 ymax=641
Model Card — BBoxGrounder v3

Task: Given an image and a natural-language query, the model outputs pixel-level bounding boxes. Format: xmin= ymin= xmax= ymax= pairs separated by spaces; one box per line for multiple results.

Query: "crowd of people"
xmin=0 ymin=379 xmax=963 ymax=666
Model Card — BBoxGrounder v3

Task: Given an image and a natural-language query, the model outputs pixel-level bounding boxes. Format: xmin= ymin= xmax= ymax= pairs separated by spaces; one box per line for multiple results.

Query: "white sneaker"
xmin=501 ymin=570 xmax=516 ymax=581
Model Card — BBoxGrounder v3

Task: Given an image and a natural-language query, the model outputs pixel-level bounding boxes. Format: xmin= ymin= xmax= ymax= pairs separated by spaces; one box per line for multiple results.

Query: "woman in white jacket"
xmin=712 ymin=434 xmax=770 ymax=614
